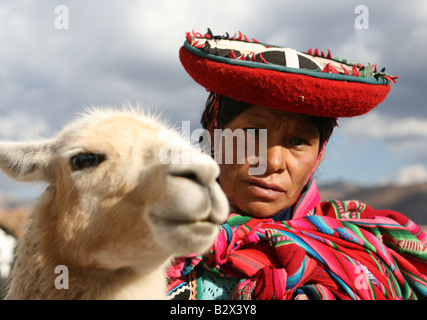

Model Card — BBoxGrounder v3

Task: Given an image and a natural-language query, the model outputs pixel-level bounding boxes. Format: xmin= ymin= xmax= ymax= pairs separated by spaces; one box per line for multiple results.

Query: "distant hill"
xmin=318 ymin=181 xmax=427 ymax=225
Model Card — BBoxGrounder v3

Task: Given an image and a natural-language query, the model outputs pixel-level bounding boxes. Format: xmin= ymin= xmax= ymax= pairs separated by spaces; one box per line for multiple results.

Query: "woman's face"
xmin=214 ymin=105 xmax=324 ymax=218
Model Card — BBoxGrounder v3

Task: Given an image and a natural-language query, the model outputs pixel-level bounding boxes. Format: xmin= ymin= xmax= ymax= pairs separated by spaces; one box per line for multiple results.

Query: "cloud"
xmin=381 ymin=164 xmax=427 ymax=186
xmin=0 ymin=112 xmax=49 ymax=140
xmin=0 ymin=0 xmax=426 ymax=195
xmin=340 ymin=111 xmax=427 ymax=140
xmin=338 ymin=111 xmax=427 ymax=165
xmin=1 ymin=1 xmax=426 ymax=127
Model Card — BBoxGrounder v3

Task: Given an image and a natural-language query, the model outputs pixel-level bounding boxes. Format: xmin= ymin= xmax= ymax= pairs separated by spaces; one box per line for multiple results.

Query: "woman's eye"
xmin=70 ymin=153 xmax=106 ymax=171
xmin=290 ymin=138 xmax=309 ymax=146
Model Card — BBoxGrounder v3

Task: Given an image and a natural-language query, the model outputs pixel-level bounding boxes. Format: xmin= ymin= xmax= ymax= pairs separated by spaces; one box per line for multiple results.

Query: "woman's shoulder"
xmin=318 ymin=199 xmax=367 ymax=219
xmin=318 ymin=198 xmax=427 ymax=245
xmin=319 ymin=198 xmax=413 ymax=223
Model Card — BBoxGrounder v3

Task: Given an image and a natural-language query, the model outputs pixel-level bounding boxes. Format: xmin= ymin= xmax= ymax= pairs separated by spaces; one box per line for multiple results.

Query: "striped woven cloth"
xmin=167 ymin=182 xmax=427 ymax=300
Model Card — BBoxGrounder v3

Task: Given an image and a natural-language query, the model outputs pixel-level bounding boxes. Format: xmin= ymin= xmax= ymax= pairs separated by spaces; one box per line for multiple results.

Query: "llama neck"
xmin=8 ymin=232 xmax=170 ymax=300
xmin=100 ymin=265 xmax=169 ymax=300
xmin=53 ymin=263 xmax=170 ymax=300
xmin=7 ymin=199 xmax=171 ymax=300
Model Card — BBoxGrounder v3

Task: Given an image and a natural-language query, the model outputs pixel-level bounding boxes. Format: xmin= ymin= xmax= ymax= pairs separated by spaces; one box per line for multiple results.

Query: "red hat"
xmin=180 ymin=29 xmax=398 ymax=118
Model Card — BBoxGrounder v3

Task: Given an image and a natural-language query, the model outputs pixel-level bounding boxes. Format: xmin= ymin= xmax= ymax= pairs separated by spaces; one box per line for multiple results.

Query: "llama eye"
xmin=70 ymin=153 xmax=106 ymax=171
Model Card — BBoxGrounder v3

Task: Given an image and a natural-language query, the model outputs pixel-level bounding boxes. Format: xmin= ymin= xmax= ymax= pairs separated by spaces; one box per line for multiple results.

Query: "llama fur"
xmin=0 ymin=106 xmax=228 ymax=299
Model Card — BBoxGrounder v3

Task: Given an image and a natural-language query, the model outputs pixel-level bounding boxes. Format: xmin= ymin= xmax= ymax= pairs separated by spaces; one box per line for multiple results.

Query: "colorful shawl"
xmin=167 ymin=180 xmax=427 ymax=300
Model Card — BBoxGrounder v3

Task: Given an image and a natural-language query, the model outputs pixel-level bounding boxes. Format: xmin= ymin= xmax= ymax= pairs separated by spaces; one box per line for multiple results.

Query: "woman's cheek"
xmin=218 ymin=163 xmax=244 ymax=204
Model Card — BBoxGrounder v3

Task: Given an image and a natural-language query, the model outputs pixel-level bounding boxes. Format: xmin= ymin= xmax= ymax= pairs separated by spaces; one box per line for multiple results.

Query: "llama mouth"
xmin=149 ymin=213 xmax=217 ymax=228
xmin=149 ymin=215 xmax=219 ymax=240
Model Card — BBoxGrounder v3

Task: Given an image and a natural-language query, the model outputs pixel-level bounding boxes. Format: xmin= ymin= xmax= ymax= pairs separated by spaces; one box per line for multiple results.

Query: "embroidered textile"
xmin=167 ymin=182 xmax=427 ymax=300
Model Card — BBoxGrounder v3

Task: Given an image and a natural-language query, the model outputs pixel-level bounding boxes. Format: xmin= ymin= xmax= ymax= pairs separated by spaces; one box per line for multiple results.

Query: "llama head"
xmin=0 ymin=107 xmax=228 ymax=271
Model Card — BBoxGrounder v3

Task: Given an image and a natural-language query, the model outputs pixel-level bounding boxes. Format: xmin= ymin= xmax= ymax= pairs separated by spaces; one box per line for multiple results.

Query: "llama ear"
xmin=0 ymin=139 xmax=56 ymax=182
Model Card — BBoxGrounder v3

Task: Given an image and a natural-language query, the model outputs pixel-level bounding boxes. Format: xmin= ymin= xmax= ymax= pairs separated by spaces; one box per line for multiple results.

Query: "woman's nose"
xmin=265 ymin=145 xmax=287 ymax=174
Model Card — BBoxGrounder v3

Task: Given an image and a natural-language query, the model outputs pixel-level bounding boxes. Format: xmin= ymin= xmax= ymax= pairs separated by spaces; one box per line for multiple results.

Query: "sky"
xmin=0 ymin=0 xmax=426 ymax=199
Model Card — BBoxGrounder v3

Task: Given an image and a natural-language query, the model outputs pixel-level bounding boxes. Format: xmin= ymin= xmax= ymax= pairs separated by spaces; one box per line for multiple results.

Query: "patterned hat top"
xmin=180 ymin=29 xmax=398 ymax=118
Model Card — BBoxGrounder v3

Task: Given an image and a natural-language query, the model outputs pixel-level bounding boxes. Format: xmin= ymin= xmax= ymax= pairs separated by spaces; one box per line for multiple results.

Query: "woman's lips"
xmin=244 ymin=179 xmax=285 ymax=200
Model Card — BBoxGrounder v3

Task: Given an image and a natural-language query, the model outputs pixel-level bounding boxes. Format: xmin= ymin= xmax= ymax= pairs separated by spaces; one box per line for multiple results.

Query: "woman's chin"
xmin=239 ymin=201 xmax=289 ymax=219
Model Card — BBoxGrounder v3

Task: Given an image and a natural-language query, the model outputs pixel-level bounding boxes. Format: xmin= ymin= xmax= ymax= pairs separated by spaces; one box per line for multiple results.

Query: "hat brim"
xmin=180 ymin=41 xmax=391 ymax=118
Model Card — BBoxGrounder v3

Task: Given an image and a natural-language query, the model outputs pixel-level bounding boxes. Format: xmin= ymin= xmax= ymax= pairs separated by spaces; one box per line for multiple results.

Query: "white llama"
xmin=0 ymin=107 xmax=228 ymax=300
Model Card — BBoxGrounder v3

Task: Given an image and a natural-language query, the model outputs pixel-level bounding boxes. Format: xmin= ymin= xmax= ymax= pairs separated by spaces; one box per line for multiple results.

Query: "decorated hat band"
xmin=180 ymin=29 xmax=398 ymax=118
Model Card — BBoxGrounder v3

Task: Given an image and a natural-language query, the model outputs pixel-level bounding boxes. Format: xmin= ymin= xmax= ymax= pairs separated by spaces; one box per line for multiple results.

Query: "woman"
xmin=167 ymin=30 xmax=426 ymax=300
xmin=205 ymin=96 xmax=336 ymax=220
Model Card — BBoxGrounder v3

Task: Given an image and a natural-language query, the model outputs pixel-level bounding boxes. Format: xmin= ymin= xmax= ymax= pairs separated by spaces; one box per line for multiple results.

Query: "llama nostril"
xmin=170 ymin=171 xmax=201 ymax=185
